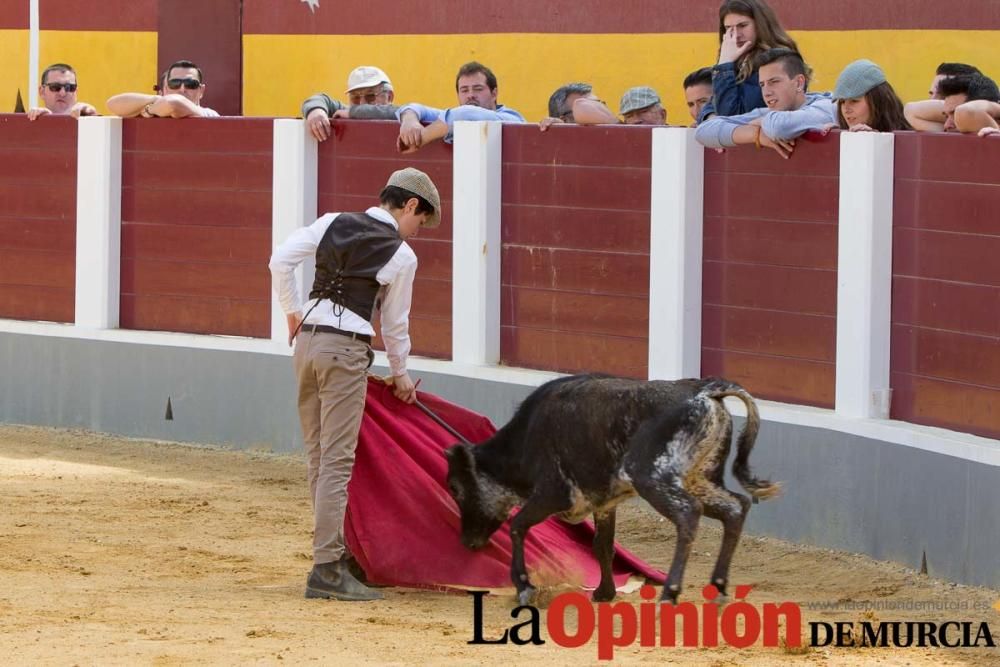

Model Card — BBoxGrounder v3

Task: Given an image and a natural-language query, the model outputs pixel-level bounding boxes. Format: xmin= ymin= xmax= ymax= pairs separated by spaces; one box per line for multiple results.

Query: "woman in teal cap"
xmin=833 ymin=59 xmax=912 ymax=132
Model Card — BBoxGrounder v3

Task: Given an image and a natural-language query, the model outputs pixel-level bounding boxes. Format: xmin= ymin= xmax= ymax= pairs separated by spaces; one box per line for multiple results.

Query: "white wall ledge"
xmin=2 ymin=317 xmax=997 ymax=467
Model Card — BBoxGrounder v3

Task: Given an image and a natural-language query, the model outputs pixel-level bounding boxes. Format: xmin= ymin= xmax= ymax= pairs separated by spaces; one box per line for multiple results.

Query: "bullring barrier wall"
xmin=0 ymin=115 xmax=998 ymax=588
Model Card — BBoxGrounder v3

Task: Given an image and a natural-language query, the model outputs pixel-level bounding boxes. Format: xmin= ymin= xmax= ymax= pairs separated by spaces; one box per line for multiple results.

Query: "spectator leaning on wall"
xmin=928 ymin=62 xmax=981 ymax=99
xmin=27 ymin=63 xmax=97 ymax=120
xmin=831 ymin=59 xmax=911 ymax=133
xmin=538 ymin=82 xmax=608 ymax=130
xmin=396 ymin=61 xmax=525 ymax=152
xmin=107 ymin=59 xmax=219 ymax=118
xmin=695 ymin=48 xmax=835 ymax=159
xmin=683 ymin=67 xmax=714 ymax=126
xmin=619 ymin=86 xmax=668 ymax=125
xmin=302 ymin=65 xmax=398 ymax=142
xmin=905 ymin=73 xmax=1000 ymax=135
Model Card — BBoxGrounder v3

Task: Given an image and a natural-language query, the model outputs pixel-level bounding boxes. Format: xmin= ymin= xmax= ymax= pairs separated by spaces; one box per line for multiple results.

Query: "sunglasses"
xmin=167 ymin=78 xmax=201 ymax=90
xmin=349 ymin=87 xmax=387 ymax=105
xmin=44 ymin=83 xmax=77 ymax=93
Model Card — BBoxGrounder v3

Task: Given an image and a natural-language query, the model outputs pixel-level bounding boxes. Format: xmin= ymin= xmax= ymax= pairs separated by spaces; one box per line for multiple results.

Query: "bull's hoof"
xmin=517 ymin=586 xmax=537 ymax=607
xmin=660 ymin=587 xmax=680 ymax=605
xmin=591 ymin=586 xmax=616 ymax=603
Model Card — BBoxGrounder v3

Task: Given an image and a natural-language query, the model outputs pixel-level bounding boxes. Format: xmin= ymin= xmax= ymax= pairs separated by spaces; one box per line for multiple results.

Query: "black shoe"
xmin=305 ymin=561 xmax=383 ymax=601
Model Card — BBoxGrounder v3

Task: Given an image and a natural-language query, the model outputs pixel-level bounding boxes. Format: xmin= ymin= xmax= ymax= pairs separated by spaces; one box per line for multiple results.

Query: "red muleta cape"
xmin=344 ymin=378 xmax=666 ymax=591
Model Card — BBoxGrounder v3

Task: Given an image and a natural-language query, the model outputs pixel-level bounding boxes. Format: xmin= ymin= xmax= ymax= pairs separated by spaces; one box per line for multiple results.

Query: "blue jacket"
xmin=694 ymin=93 xmax=837 ymax=148
xmin=396 ymin=102 xmax=525 ymax=143
xmin=697 ymin=62 xmax=765 ymax=123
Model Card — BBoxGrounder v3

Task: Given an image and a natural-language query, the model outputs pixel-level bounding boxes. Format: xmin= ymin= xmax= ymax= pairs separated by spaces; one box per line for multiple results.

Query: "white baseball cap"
xmin=346 ymin=66 xmax=392 ymax=93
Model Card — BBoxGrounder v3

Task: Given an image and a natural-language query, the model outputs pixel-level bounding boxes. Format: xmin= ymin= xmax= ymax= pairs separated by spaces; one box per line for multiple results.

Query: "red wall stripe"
xmin=243 ymin=0 xmax=1000 ymax=34
xmin=0 ymin=3 xmax=27 ymax=29
xmin=40 ymin=0 xmax=157 ymax=31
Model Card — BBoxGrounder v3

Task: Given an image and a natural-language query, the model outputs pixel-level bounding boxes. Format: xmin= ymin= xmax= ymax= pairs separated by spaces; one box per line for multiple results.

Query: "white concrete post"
xmin=74 ymin=116 xmax=122 ymax=329
xmin=836 ymin=132 xmax=895 ymax=418
xmin=451 ymin=120 xmax=502 ymax=366
xmin=648 ymin=127 xmax=704 ymax=380
xmin=271 ymin=119 xmax=318 ymax=346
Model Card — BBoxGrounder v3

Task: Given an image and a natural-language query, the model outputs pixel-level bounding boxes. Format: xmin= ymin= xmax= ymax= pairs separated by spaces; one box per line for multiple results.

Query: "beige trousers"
xmin=293 ymin=330 xmax=371 ymax=565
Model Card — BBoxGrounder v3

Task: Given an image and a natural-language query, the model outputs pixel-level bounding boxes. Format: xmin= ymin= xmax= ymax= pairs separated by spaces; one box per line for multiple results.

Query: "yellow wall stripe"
xmin=244 ymin=30 xmax=1000 ymax=123
xmin=38 ymin=30 xmax=157 ymax=116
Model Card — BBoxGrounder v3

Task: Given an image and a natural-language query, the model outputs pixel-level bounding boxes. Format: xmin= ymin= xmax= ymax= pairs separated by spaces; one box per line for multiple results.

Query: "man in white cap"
xmin=269 ymin=167 xmax=440 ymax=601
xmin=302 ymin=65 xmax=397 ymax=141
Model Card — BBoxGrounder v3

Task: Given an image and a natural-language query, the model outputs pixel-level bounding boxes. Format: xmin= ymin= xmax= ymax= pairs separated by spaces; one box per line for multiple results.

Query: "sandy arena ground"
xmin=1 ymin=424 xmax=998 ymax=666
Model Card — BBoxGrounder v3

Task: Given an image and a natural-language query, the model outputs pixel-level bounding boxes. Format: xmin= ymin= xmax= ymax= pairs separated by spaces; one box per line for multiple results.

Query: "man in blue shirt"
xmin=695 ymin=48 xmax=835 ymax=159
xmin=396 ymin=61 xmax=524 ymax=152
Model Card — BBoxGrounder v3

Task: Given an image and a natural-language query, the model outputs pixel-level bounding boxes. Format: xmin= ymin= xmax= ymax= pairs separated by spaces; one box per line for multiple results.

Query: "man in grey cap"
xmin=269 ymin=167 xmax=440 ymax=601
xmin=619 ymin=86 xmax=668 ymax=125
xmin=302 ymin=65 xmax=398 ymax=142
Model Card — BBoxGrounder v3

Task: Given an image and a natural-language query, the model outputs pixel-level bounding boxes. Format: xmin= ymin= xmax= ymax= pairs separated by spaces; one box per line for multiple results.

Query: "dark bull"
xmin=445 ymin=374 xmax=780 ymax=605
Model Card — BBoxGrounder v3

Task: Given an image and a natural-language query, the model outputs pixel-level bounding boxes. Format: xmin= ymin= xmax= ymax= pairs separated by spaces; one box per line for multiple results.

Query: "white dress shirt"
xmin=269 ymin=206 xmax=418 ymax=376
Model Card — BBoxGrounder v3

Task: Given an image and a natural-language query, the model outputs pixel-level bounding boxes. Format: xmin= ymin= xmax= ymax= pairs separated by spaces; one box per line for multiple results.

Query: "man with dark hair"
xmin=269 ymin=167 xmax=440 ymax=601
xmin=930 ymin=62 xmax=981 ymax=99
xmin=683 ymin=67 xmax=714 ymax=124
xmin=396 ymin=61 xmax=524 ymax=152
xmin=695 ymin=48 xmax=835 ymax=158
xmin=107 ymin=59 xmax=219 ymax=118
xmin=906 ymin=72 xmax=1000 ymax=133
xmin=548 ymin=82 xmax=593 ymax=120
xmin=538 ymin=82 xmax=618 ymax=129
xmin=302 ymin=65 xmax=398 ymax=142
xmin=27 ymin=63 xmax=97 ymax=120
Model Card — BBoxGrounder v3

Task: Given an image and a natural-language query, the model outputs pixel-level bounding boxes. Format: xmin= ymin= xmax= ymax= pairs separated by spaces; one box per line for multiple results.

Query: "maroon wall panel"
xmin=0 ymin=115 xmax=76 ymax=323
xmin=157 ymin=0 xmax=241 ymax=116
xmin=120 ymin=118 xmax=272 ymax=337
xmin=702 ymin=134 xmax=839 ymax=407
xmin=891 ymin=133 xmax=1000 ymax=440
xmin=317 ymin=121 xmax=453 ymax=360
xmin=500 ymin=124 xmax=651 ymax=378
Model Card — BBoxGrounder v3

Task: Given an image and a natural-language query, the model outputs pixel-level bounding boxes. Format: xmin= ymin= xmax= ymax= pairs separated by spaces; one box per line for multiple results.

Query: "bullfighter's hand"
xmin=286 ymin=312 xmax=303 ymax=346
xmin=306 ymin=108 xmax=331 ymax=142
xmin=391 ymin=372 xmax=417 ymax=404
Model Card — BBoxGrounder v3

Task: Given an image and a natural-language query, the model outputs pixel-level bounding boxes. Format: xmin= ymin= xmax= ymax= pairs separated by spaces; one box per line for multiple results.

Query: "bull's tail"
xmin=704 ymin=381 xmax=781 ymax=501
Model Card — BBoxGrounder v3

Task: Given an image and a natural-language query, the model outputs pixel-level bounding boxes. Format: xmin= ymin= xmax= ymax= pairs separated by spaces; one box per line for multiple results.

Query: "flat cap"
xmin=386 ymin=167 xmax=441 ymax=228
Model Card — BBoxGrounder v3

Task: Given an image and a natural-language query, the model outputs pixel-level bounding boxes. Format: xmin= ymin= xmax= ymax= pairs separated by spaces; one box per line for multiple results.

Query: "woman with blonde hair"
xmin=700 ymin=0 xmax=801 ymax=121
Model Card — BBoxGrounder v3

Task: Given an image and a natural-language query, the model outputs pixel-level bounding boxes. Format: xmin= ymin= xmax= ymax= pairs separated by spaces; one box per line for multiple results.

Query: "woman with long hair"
xmin=833 ymin=59 xmax=912 ymax=132
xmin=702 ymin=0 xmax=801 ymax=121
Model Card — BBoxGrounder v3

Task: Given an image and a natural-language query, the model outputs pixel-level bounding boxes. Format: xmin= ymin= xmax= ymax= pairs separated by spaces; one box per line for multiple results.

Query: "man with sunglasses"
xmin=301 ymin=66 xmax=397 ymax=142
xmin=269 ymin=167 xmax=440 ymax=601
xmin=107 ymin=59 xmax=219 ymax=118
xmin=27 ymin=63 xmax=97 ymax=120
